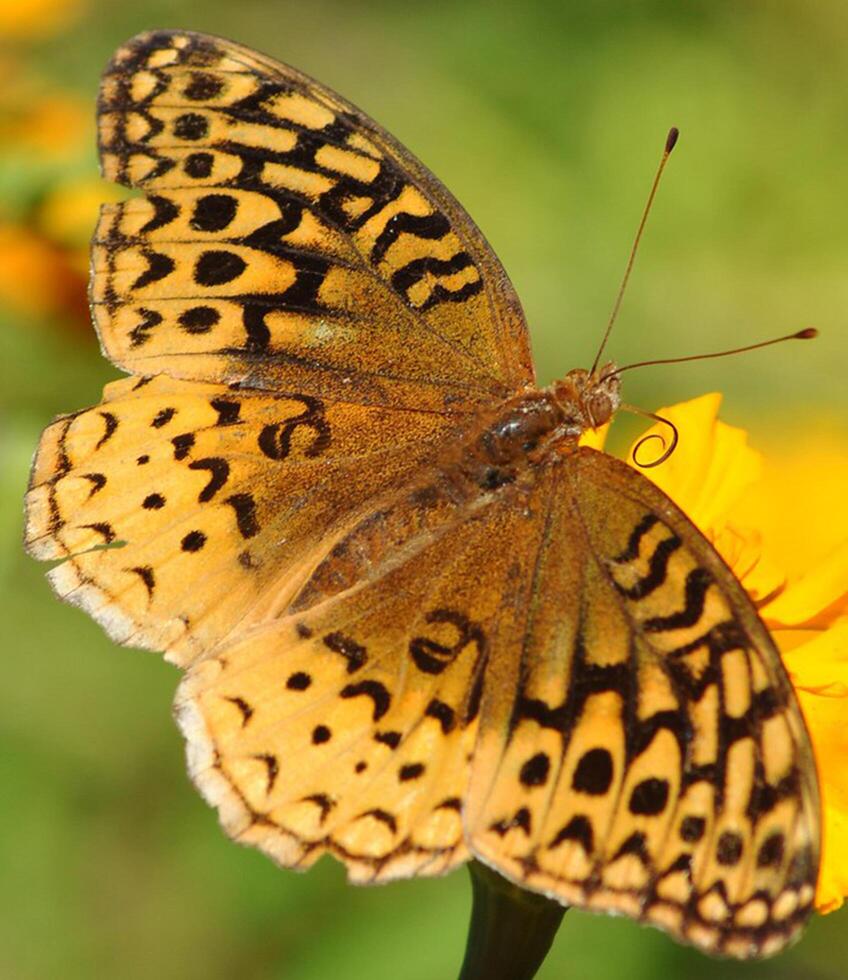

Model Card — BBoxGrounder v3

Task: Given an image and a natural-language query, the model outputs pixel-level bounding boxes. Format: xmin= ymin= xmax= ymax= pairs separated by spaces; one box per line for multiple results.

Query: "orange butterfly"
xmin=24 ymin=30 xmax=819 ymax=958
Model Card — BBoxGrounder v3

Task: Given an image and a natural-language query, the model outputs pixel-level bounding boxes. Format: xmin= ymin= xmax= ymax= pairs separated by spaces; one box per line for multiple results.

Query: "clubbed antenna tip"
xmin=796 ymin=327 xmax=818 ymax=339
xmin=665 ymin=127 xmax=679 ymax=153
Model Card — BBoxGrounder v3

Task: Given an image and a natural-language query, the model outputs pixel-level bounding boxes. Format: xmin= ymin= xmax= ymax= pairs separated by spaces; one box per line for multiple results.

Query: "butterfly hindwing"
xmin=466 ymin=448 xmax=819 ymax=957
xmin=174 ymin=465 xmax=553 ymax=880
xmin=93 ymin=30 xmax=533 ymax=410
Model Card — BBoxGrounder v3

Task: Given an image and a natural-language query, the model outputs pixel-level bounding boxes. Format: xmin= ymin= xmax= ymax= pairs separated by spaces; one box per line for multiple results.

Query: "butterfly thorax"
xmin=454 ymin=363 xmax=621 ymax=492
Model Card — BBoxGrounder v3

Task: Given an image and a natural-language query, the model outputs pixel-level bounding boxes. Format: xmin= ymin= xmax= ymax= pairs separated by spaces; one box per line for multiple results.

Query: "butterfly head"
xmin=551 ymin=363 xmax=621 ymax=434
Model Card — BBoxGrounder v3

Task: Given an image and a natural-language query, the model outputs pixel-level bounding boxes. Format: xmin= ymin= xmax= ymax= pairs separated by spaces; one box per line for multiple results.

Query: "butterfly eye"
xmin=587 ymin=392 xmax=614 ymax=427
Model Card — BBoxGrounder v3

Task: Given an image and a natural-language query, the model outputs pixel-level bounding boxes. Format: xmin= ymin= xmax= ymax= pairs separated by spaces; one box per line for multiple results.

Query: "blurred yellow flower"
xmin=0 ymin=0 xmax=84 ymax=40
xmin=627 ymin=393 xmax=848 ymax=915
xmin=0 ymin=91 xmax=90 ymax=157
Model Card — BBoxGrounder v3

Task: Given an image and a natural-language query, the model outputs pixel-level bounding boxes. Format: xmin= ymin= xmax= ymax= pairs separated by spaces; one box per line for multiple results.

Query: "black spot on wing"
xmin=323 ymin=632 xmax=367 ymax=673
xmin=209 ymin=397 xmax=241 ymax=425
xmin=549 ymin=814 xmax=593 ymax=853
xmin=757 ymin=832 xmax=786 ymax=868
xmin=171 ymin=432 xmax=195 ymax=460
xmin=129 ymin=564 xmax=155 ymax=599
xmin=225 ymin=492 xmax=259 ymax=539
xmin=629 ymin=778 xmax=670 ymax=816
xmin=194 ymin=250 xmax=246 ymax=286
xmin=132 ymin=250 xmax=175 ymax=290
xmin=184 ymin=152 xmax=214 ymax=179
xmin=572 ymin=748 xmax=614 ymax=795
xmin=179 ymin=305 xmax=219 ymax=333
xmin=286 ymin=672 xmax=311 ymax=691
xmin=181 ymin=530 xmax=206 ymax=552
xmin=183 ymin=71 xmax=224 ymax=100
xmin=374 ymin=730 xmax=401 ymax=749
xmin=341 ymin=680 xmax=390 ymax=721
xmin=312 ymin=725 xmax=331 ymax=744
xmin=519 ymin=752 xmax=551 ymax=787
xmin=173 ymin=112 xmax=208 ymax=140
xmin=95 ymin=411 xmax=118 ymax=450
xmin=253 ymin=753 xmax=278 ymax=793
xmin=191 ymin=193 xmax=238 ymax=232
xmin=152 ymin=407 xmax=176 ymax=428
xmin=225 ymin=696 xmax=254 ymax=725
xmin=189 ymin=457 xmax=230 ymax=502
xmin=81 ymin=473 xmax=107 ymax=497
xmin=140 ymin=195 xmax=179 ymax=232
xmin=679 ymin=815 xmax=706 ymax=842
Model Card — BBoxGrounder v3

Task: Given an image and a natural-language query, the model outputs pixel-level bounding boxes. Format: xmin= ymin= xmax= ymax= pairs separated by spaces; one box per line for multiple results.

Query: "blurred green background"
xmin=2 ymin=1 xmax=846 ymax=978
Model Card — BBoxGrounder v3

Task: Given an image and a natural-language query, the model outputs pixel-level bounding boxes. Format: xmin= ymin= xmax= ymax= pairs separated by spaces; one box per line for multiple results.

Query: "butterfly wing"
xmin=174 ymin=462 xmax=555 ymax=880
xmin=94 ymin=30 xmax=532 ymax=410
xmin=466 ymin=447 xmax=820 ymax=957
xmin=27 ymin=28 xmax=536 ymax=663
xmin=124 ymin=427 xmax=816 ymax=953
xmin=24 ymin=374 xmax=460 ymax=665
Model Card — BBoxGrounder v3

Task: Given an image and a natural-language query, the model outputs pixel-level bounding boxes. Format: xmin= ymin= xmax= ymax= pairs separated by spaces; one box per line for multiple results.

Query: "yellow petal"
xmin=710 ymin=521 xmax=786 ymax=605
xmin=816 ymin=803 xmax=848 ymax=914
xmin=730 ymin=438 xmax=848 ymax=581
xmin=579 ymin=421 xmax=609 ymax=451
xmin=794 ymin=672 xmax=848 ymax=913
xmin=780 ymin=619 xmax=848 ymax=696
xmin=626 ymin=393 xmax=763 ymax=533
xmin=764 ymin=542 xmax=848 ymax=629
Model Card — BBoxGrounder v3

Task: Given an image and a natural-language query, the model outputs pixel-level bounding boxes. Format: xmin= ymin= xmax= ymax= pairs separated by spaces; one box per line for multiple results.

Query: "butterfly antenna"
xmin=619 ymin=404 xmax=679 ymax=467
xmin=602 ymin=327 xmax=818 ymax=380
xmin=590 ymin=126 xmax=679 ymax=377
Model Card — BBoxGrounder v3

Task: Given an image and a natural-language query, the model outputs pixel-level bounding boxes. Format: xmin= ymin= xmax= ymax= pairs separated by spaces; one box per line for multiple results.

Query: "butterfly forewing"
xmin=25 ymin=373 xmax=459 ymax=665
xmin=93 ymin=30 xmax=533 ymax=410
xmin=466 ymin=448 xmax=819 ymax=957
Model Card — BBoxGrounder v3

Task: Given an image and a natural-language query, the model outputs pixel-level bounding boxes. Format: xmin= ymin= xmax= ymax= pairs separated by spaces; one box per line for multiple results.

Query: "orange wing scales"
xmin=466 ymin=450 xmax=819 ymax=958
xmin=25 ymin=373 xmax=458 ymax=665
xmin=93 ymin=30 xmax=532 ymax=408
xmin=174 ymin=470 xmax=546 ymax=882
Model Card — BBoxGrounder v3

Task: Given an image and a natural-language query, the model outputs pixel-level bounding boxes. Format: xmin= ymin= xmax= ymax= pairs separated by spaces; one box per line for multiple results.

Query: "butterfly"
xmin=24 ymin=30 xmax=819 ymax=959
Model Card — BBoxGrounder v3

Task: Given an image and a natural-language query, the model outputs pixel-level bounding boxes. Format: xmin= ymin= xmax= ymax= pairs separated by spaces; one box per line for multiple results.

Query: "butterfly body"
xmin=24 ymin=29 xmax=819 ymax=960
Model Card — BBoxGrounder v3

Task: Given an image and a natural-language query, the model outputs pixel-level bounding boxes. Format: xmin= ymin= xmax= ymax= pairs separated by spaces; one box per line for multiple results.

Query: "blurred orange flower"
xmin=0 ymin=222 xmax=87 ymax=322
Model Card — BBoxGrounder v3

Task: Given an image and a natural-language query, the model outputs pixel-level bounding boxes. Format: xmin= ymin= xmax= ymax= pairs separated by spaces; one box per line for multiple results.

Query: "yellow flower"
xmin=0 ymin=0 xmax=84 ymax=40
xmin=620 ymin=393 xmax=848 ymax=914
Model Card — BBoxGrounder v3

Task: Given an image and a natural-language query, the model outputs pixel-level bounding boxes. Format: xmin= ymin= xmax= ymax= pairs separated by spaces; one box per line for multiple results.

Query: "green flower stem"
xmin=458 ymin=861 xmax=567 ymax=980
